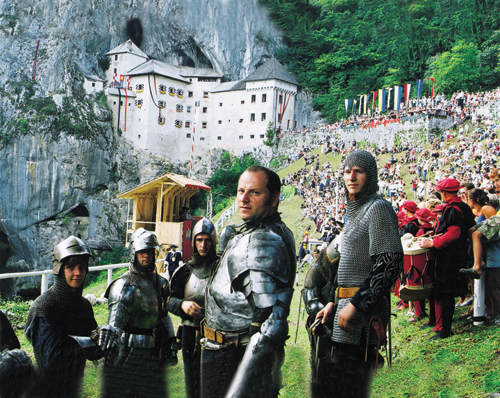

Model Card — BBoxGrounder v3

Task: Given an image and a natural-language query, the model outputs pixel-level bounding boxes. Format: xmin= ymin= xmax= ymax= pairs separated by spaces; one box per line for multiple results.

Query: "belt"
xmin=336 ymin=287 xmax=360 ymax=298
xmin=201 ymin=320 xmax=250 ymax=347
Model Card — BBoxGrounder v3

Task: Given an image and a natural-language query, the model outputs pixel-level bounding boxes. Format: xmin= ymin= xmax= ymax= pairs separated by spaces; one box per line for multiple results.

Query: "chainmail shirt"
xmin=333 ymin=150 xmax=403 ymax=346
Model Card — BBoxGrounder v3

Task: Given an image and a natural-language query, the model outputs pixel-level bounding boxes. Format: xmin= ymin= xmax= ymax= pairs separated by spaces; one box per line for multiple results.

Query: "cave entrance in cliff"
xmin=0 ymin=232 xmax=11 ymax=269
xmin=70 ymin=204 xmax=90 ymax=217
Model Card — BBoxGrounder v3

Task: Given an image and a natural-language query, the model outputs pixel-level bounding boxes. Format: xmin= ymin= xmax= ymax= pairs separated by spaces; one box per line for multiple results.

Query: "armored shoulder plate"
xmin=227 ymin=227 xmax=292 ymax=287
xmin=218 ymin=225 xmax=237 ymax=254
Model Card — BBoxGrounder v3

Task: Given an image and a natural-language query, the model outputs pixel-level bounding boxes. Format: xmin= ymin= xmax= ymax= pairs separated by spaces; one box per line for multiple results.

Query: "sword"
xmin=295 ymin=290 xmax=303 ymax=343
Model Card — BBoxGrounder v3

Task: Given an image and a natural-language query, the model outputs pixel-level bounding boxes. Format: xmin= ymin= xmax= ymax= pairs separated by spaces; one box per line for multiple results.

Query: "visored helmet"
xmin=130 ymin=228 xmax=159 ymax=254
xmin=192 ymin=218 xmax=218 ymax=254
xmin=53 ymin=236 xmax=93 ymax=275
xmin=130 ymin=228 xmax=160 ymax=271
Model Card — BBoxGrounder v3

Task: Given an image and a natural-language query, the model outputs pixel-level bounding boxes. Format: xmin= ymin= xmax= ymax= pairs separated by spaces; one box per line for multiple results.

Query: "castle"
xmin=95 ymin=40 xmax=300 ymax=163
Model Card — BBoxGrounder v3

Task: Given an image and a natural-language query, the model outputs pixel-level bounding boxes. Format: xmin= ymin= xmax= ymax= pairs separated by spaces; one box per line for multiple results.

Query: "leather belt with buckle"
xmin=201 ymin=320 xmax=250 ymax=347
xmin=336 ymin=287 xmax=360 ymax=298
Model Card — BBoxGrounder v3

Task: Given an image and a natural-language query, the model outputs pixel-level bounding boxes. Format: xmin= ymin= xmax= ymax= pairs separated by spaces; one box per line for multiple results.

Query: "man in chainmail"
xmin=317 ymin=150 xmax=403 ymax=398
xmin=169 ymin=218 xmax=219 ymax=398
xmin=98 ymin=228 xmax=174 ymax=398
xmin=201 ymin=165 xmax=296 ymax=398
xmin=25 ymin=236 xmax=102 ymax=398
xmin=302 ymin=241 xmax=340 ymax=398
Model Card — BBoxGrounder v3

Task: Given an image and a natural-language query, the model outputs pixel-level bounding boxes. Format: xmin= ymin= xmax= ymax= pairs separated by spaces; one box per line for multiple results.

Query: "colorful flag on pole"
xmin=416 ymin=79 xmax=423 ymax=106
xmin=386 ymin=88 xmax=392 ymax=111
xmin=404 ymin=83 xmax=411 ymax=107
xmin=394 ymin=86 xmax=402 ymax=110
xmin=372 ymin=91 xmax=377 ymax=111
xmin=345 ymin=99 xmax=352 ymax=116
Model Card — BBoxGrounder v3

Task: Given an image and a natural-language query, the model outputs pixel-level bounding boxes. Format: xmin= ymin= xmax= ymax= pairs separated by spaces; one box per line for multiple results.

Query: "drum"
xmin=399 ymin=236 xmax=435 ymax=301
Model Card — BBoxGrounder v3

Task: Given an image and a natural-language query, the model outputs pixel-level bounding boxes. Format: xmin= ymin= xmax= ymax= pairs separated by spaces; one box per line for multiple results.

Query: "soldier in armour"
xmin=169 ymin=217 xmax=219 ymax=398
xmin=25 ymin=236 xmax=102 ymax=398
xmin=318 ymin=150 xmax=403 ymax=398
xmin=302 ymin=240 xmax=340 ymax=398
xmin=98 ymin=228 xmax=173 ymax=398
xmin=201 ymin=165 xmax=296 ymax=398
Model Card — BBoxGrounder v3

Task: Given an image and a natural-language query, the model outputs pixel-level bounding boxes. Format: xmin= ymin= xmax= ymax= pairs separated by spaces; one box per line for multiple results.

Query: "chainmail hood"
xmin=343 ymin=150 xmax=379 ymax=217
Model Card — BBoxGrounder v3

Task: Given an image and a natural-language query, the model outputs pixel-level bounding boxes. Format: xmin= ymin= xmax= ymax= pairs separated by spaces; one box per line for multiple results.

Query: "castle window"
xmin=114 ymin=55 xmax=118 ymax=61
xmin=250 ymin=135 xmax=255 ymax=139
xmin=202 ymin=122 xmax=207 ymax=128
xmin=217 ymin=136 xmax=222 ymax=140
xmin=218 ymin=120 xmax=222 ymax=124
xmin=241 ymin=100 xmax=245 ymax=104
xmin=203 ymin=92 xmax=209 ymax=98
xmin=262 ymin=94 xmax=267 ymax=102
xmin=135 ymin=84 xmax=144 ymax=93
xmin=239 ymin=136 xmax=243 ymax=139
xmin=260 ymin=134 xmax=265 ymax=139
xmin=186 ymin=133 xmax=191 ymax=138
xmin=114 ymin=68 xmax=117 ymax=74
xmin=169 ymin=87 xmax=176 ymax=96
xmin=261 ymin=113 xmax=266 ymax=121
xmin=187 ymin=106 xmax=192 ymax=113
xmin=200 ymin=137 xmax=205 ymax=141
xmin=278 ymin=113 xmax=282 ymax=123
xmin=159 ymin=85 xmax=167 ymax=94
xmin=135 ymin=99 xmax=143 ymax=108
xmin=158 ymin=100 xmax=167 ymax=109
xmin=175 ymin=120 xmax=182 ymax=128
xmin=251 ymin=95 xmax=256 ymax=103
xmin=185 ymin=122 xmax=191 ymax=128
xmin=239 ymin=119 xmax=243 ymax=123
xmin=279 ymin=94 xmax=283 ymax=103
xmin=202 ymin=107 xmax=208 ymax=113
xmin=188 ymin=91 xmax=194 ymax=98
xmin=219 ymin=103 xmax=223 ymax=107
xmin=158 ymin=116 xmax=166 ymax=125
xmin=176 ymin=104 xmax=183 ymax=112
xmin=177 ymin=89 xmax=184 ymax=98
xmin=250 ymin=113 xmax=255 ymax=122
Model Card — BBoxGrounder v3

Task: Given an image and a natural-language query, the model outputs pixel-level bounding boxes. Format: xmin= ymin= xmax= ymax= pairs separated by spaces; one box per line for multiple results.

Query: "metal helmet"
xmin=192 ymin=218 xmax=217 ymax=254
xmin=52 ymin=236 xmax=92 ymax=275
xmin=130 ymin=228 xmax=160 ymax=254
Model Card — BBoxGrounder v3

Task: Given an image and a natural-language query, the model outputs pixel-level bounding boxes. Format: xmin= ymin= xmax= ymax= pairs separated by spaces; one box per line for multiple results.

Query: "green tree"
xmin=427 ymin=41 xmax=482 ymax=93
xmin=263 ymin=122 xmax=275 ymax=147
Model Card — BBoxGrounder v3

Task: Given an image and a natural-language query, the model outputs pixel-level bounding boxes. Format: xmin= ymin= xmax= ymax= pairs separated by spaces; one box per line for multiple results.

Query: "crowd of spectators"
xmin=281 ymin=86 xmax=500 ymax=326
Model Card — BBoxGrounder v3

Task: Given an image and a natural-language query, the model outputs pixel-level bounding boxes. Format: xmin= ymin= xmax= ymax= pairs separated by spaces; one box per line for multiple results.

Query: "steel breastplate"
xmin=182 ymin=267 xmax=210 ymax=327
xmin=108 ymin=274 xmax=166 ymax=331
xmin=205 ymin=234 xmax=253 ymax=332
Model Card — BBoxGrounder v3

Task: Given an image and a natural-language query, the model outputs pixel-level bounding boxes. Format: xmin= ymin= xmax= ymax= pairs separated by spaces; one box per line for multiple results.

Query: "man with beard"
xmin=169 ymin=218 xmax=219 ymax=398
xmin=25 ymin=236 xmax=102 ymax=398
xmin=98 ymin=228 xmax=173 ymax=398
xmin=317 ymin=150 xmax=403 ymax=398
xmin=201 ymin=165 xmax=296 ymax=398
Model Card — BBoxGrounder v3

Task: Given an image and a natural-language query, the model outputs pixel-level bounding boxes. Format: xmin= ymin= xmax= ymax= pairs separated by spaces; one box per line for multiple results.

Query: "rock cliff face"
xmin=0 ymin=0 xmax=282 ymax=92
xmin=0 ymin=0 xmax=284 ymax=297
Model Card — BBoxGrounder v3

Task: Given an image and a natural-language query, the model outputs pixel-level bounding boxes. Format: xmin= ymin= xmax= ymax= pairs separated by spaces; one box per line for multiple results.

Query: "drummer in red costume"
xmin=418 ymin=178 xmax=475 ymax=340
xmin=399 ymin=201 xmax=419 ymax=237
xmin=409 ymin=208 xmax=437 ymax=323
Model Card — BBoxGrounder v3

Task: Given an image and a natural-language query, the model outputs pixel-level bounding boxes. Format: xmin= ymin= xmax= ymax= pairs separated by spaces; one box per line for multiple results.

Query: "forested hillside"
xmin=259 ymin=0 xmax=500 ymax=120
